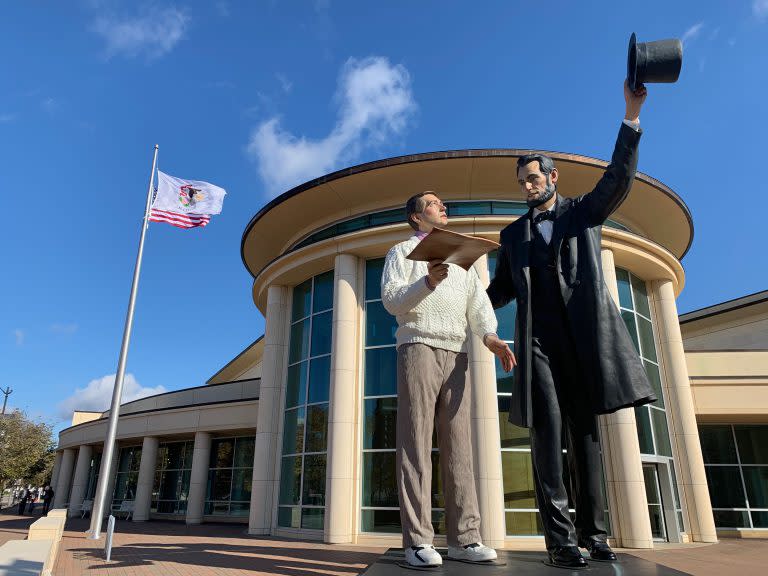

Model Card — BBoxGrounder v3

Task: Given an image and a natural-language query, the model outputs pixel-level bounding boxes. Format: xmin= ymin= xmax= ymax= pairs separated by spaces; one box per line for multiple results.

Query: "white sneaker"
xmin=405 ymin=544 xmax=443 ymax=567
xmin=447 ymin=542 xmax=497 ymax=562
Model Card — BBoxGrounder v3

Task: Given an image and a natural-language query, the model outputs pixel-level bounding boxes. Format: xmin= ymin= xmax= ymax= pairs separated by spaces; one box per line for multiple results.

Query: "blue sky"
xmin=2 ymin=1 xmax=766 ymax=430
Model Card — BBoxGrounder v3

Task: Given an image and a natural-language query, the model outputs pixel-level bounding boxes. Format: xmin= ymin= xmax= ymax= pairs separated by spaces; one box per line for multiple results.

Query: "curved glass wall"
xmin=699 ymin=424 xmax=768 ymax=529
xmin=616 ymin=268 xmax=683 ymax=537
xmin=205 ymin=436 xmax=254 ymax=517
xmin=278 ymin=270 xmax=334 ymax=530
xmin=361 ymin=258 xmax=445 ymax=534
xmin=292 ymin=202 xmax=629 ymax=251
xmin=152 ymin=440 xmax=193 ymax=515
xmin=112 ymin=445 xmax=142 ymax=509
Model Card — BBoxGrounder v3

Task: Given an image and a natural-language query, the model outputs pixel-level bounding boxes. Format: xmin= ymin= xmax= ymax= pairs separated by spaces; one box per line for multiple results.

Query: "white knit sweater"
xmin=381 ymin=235 xmax=498 ymax=352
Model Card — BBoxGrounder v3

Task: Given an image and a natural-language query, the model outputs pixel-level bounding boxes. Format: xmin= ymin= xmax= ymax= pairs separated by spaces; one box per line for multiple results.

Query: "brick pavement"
xmin=2 ymin=508 xmax=767 ymax=575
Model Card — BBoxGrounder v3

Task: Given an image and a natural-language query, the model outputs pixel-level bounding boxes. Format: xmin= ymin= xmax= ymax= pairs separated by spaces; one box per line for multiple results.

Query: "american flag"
xmin=149 ymin=208 xmax=211 ymax=229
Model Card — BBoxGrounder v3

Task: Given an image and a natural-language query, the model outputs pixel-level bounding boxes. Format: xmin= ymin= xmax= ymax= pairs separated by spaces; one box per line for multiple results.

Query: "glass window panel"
xmin=165 ymin=442 xmax=185 ymax=470
xmin=231 ymin=469 xmax=253 ymax=502
xmin=211 ymin=439 xmax=235 ymax=469
xmin=234 ymin=437 xmax=255 ymax=469
xmin=698 ymin=425 xmax=738 ymax=464
xmin=211 ymin=502 xmax=230 ymax=516
xmin=364 ymin=347 xmax=397 ymax=397
xmin=156 ymin=446 xmax=169 ymax=470
xmin=621 ymin=311 xmax=640 ymax=353
xmin=279 ymin=456 xmax=301 ymax=505
xmin=229 ymin=502 xmax=250 ymax=516
xmin=705 ymin=467 xmax=747 ymax=508
xmin=301 ymin=507 xmax=325 ymax=530
xmin=302 ymin=454 xmax=327 ymax=506
xmin=495 ymin=356 xmax=515 ymax=394
xmin=282 ymin=407 xmax=305 ymax=455
xmin=289 ymin=319 xmax=311 ymax=364
xmin=285 ymin=362 xmax=308 ymax=408
xmin=308 ymin=355 xmax=331 ymax=404
xmin=491 ymin=202 xmax=528 ymax=215
xmin=370 ymin=209 xmax=404 ymax=227
xmin=505 ymin=511 xmax=544 ymax=536
xmin=310 ymin=311 xmax=333 ymax=356
xmin=366 ymin=301 xmax=397 ymax=347
xmin=209 ymin=469 xmax=232 ymax=501
xmin=495 ymin=303 xmax=517 ymax=343
xmin=180 ymin=470 xmax=191 ymax=501
xmin=643 ymin=360 xmax=664 ymax=408
xmin=630 ymin=274 xmax=651 ymax=318
xmin=305 ymin=404 xmax=329 ymax=453
xmin=365 ymin=259 xmax=385 ymax=302
xmin=751 ymin=511 xmax=768 ymax=528
xmin=364 ymin=398 xmax=397 ymax=450
xmin=448 ymin=201 xmax=491 ymax=216
xmin=278 ymin=506 xmax=301 ymax=528
xmin=637 ymin=316 xmax=658 ymax=362
xmin=734 ymin=426 xmax=768 ymax=464
xmin=651 ymin=408 xmax=673 ymax=457
xmin=431 ymin=509 xmax=447 ymax=535
xmin=712 ymin=509 xmax=750 ymax=528
xmin=159 ymin=470 xmax=180 ymax=500
xmin=336 ymin=218 xmax=367 ymax=234
xmin=312 ymin=270 xmax=334 ymax=313
xmin=362 ymin=452 xmax=398 ymax=507
xmin=616 ymin=268 xmax=633 ymax=310
xmin=502 ymin=451 xmax=536 ymax=508
xmin=498 ymin=397 xmax=530 ymax=449
xmin=635 ymin=407 xmax=655 ymax=455
xmin=292 ymin=280 xmax=312 ymax=321
xmin=648 ymin=504 xmax=665 ymax=539
xmin=742 ymin=466 xmax=768 ymax=508
xmin=361 ymin=509 xmax=401 ymax=533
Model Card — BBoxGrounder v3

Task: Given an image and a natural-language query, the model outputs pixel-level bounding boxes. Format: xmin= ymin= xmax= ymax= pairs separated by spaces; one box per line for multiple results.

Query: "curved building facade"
xmin=53 ymin=148 xmax=768 ymax=547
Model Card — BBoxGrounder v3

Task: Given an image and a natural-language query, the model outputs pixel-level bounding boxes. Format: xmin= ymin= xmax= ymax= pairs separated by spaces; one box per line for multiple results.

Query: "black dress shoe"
xmin=578 ymin=539 xmax=617 ymax=562
xmin=547 ymin=546 xmax=588 ymax=569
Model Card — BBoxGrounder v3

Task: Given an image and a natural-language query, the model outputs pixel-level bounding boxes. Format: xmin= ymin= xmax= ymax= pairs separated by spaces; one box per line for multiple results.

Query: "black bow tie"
xmin=533 ymin=211 xmax=555 ymax=225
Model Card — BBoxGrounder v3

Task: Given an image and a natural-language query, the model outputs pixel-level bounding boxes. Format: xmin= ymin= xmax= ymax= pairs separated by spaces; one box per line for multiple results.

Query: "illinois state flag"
xmin=149 ymin=171 xmax=227 ymax=229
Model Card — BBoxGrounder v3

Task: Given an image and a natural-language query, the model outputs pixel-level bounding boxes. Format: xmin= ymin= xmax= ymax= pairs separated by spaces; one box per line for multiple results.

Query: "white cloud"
xmin=0 ymin=113 xmax=15 ymax=123
xmin=42 ymin=97 xmax=58 ymax=114
xmin=50 ymin=323 xmax=78 ymax=335
xmin=13 ymin=329 xmax=24 ymax=346
xmin=754 ymin=0 xmax=768 ymax=20
xmin=57 ymin=373 xmax=166 ymax=419
xmin=682 ymin=22 xmax=704 ymax=45
xmin=276 ymin=73 xmax=293 ymax=94
xmin=247 ymin=56 xmax=416 ymax=196
xmin=92 ymin=5 xmax=189 ymax=60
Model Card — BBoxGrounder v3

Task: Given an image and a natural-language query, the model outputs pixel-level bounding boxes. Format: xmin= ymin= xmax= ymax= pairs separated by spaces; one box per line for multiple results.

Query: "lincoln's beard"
xmin=526 ymin=180 xmax=556 ymax=208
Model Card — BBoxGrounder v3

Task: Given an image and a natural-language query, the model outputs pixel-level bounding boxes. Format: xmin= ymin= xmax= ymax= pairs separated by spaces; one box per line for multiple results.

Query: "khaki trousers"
xmin=396 ymin=343 xmax=481 ymax=547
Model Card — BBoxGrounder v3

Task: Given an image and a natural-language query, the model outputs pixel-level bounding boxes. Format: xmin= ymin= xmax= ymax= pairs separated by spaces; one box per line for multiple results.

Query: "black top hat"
xmin=627 ymin=32 xmax=683 ymax=91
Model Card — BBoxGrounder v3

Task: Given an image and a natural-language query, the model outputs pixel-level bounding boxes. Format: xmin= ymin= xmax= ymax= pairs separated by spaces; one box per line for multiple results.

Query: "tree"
xmin=0 ymin=410 xmax=56 ymax=490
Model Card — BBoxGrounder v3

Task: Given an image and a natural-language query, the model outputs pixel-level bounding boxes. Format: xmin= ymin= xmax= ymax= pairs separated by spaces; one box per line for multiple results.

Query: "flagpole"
xmin=88 ymin=144 xmax=159 ymax=539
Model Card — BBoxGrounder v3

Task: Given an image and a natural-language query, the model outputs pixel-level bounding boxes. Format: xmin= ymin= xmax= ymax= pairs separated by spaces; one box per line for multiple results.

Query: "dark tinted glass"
xmin=365 ymin=259 xmax=385 ymax=301
xmin=637 ymin=316 xmax=657 ymax=362
xmin=302 ymin=454 xmax=327 ymax=506
xmin=502 ymin=451 xmax=536 ymax=508
xmin=282 ymin=407 xmax=305 ymax=455
xmin=449 ymin=202 xmax=491 ymax=216
xmin=712 ymin=509 xmax=749 ymax=528
xmin=278 ymin=456 xmax=301 ymax=505
xmin=705 ymin=466 xmax=746 ymax=508
xmin=363 ymin=398 xmax=397 ymax=450
xmin=698 ymin=425 xmax=737 ymax=464
xmin=305 ymin=404 xmax=329 ymax=453
xmin=364 ymin=347 xmax=398 ymax=396
xmin=278 ymin=506 xmax=300 ymax=528
xmin=285 ymin=362 xmax=308 ymax=408
xmin=234 ymin=437 xmax=255 ymax=468
xmin=292 ymin=280 xmax=312 ymax=321
xmin=742 ymin=466 xmax=768 ymax=507
xmin=635 ymin=407 xmax=654 ymax=455
xmin=289 ymin=319 xmax=310 ymax=363
xmin=734 ymin=426 xmax=768 ymax=464
xmin=312 ymin=270 xmax=334 ymax=313
xmin=643 ymin=360 xmax=664 ymax=408
xmin=616 ymin=268 xmax=633 ymax=310
xmin=651 ymin=408 xmax=672 ymax=457
xmin=631 ymin=274 xmax=651 ymax=318
xmin=621 ymin=310 xmax=639 ymax=353
xmin=308 ymin=355 xmax=331 ymax=404
xmin=361 ymin=509 xmax=401 ymax=533
xmin=366 ymin=301 xmax=397 ymax=346
xmin=505 ymin=511 xmax=544 ymax=536
xmin=362 ymin=451 xmax=398 ymax=507
xmin=310 ymin=311 xmax=332 ymax=356
xmin=498 ymin=397 xmax=530 ymax=449
xmin=301 ymin=507 xmax=325 ymax=530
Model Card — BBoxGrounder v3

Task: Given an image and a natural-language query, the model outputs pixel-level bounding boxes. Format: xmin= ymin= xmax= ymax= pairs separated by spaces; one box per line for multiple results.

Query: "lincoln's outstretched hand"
xmin=484 ymin=333 xmax=516 ymax=372
xmin=624 ymin=79 xmax=647 ymax=123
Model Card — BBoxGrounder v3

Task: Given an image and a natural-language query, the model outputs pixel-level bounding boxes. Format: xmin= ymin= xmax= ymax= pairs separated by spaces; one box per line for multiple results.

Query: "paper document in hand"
xmin=406 ymin=227 xmax=500 ymax=270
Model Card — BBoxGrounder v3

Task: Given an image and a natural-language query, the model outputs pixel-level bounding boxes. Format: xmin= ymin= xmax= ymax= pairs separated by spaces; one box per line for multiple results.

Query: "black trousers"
xmin=529 ymin=316 xmax=607 ymax=550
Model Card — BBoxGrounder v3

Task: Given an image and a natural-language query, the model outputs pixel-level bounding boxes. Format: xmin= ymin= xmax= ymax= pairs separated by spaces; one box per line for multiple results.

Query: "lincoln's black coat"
xmin=487 ymin=123 xmax=657 ymax=427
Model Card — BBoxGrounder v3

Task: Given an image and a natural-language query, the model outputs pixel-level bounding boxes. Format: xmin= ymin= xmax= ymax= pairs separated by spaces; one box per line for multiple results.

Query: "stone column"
xmin=133 ymin=436 xmax=160 ymax=522
xmin=468 ymin=255 xmax=506 ymax=549
xmin=249 ymin=285 xmax=290 ymax=535
xmin=651 ymin=279 xmax=717 ymax=543
xmin=598 ymin=249 xmax=653 ymax=548
xmin=67 ymin=445 xmax=93 ymax=517
xmin=54 ymin=448 xmax=76 ymax=508
xmin=325 ymin=254 xmax=359 ymax=543
xmin=186 ymin=431 xmax=211 ymax=525
xmin=50 ymin=451 xmax=63 ymax=494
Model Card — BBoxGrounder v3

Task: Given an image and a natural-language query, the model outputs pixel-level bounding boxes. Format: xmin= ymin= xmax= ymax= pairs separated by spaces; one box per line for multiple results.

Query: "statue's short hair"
xmin=405 ymin=191 xmax=432 ymax=231
xmin=517 ymin=153 xmax=556 ymax=176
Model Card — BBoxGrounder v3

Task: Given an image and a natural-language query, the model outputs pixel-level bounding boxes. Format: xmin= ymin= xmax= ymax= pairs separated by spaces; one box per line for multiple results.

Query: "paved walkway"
xmin=1 ymin=509 xmax=766 ymax=575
